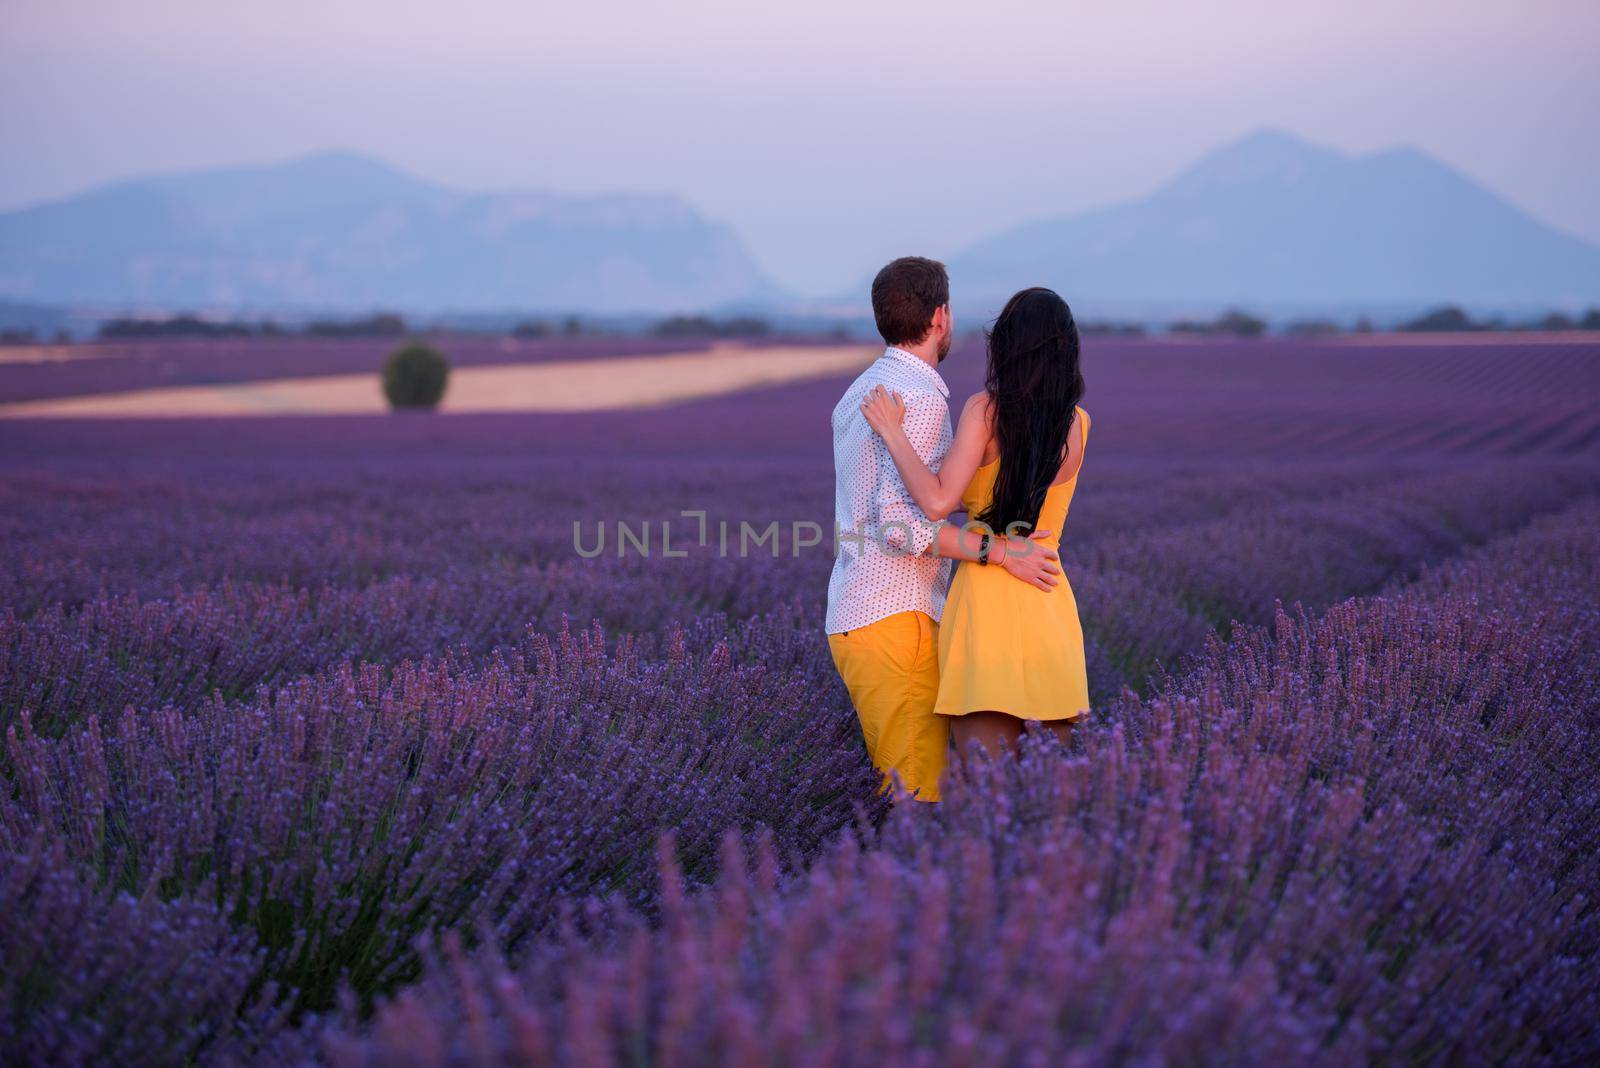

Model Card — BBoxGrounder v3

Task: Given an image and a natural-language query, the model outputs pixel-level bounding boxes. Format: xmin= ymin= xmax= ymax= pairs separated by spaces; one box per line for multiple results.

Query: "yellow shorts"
xmin=828 ymin=610 xmax=947 ymax=802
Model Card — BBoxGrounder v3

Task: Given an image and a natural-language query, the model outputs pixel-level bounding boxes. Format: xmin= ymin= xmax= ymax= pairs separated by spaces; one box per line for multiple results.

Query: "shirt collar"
xmin=883 ymin=345 xmax=950 ymax=398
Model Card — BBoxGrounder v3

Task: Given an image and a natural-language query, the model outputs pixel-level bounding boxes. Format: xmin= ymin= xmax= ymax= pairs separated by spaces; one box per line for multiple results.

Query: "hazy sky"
xmin=2 ymin=0 xmax=1597 ymax=295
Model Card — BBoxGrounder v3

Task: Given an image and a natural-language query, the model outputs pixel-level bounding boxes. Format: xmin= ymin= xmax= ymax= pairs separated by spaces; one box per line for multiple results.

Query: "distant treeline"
xmin=1084 ymin=304 xmax=1600 ymax=339
xmin=1076 ymin=321 xmax=1148 ymax=338
xmin=91 ymin=311 xmax=783 ymax=342
xmin=1396 ymin=305 xmax=1600 ymax=333
xmin=71 ymin=303 xmax=1600 ymax=344
xmin=511 ymin=317 xmax=586 ymax=338
xmin=0 ymin=327 xmax=73 ymax=346
xmin=524 ymin=314 xmax=793 ymax=339
xmin=1276 ymin=304 xmax=1600 ymax=336
xmin=98 ymin=313 xmax=409 ymax=340
xmin=650 ymin=315 xmax=774 ymax=338
xmin=1074 ymin=311 xmax=1270 ymax=338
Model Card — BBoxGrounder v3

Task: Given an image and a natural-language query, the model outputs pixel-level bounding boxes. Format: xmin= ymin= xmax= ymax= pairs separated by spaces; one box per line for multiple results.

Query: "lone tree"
xmin=1401 ymin=306 xmax=1477 ymax=332
xmin=382 ymin=341 xmax=450 ymax=410
xmin=1214 ymin=309 xmax=1267 ymax=338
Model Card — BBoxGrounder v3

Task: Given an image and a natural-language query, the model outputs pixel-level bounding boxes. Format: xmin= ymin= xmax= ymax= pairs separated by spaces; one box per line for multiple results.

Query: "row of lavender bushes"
xmin=321 ymin=500 xmax=1600 ymax=1067
xmin=6 ymin=460 xmax=1594 ymax=744
xmin=1 ymin=455 xmax=1391 ymax=612
xmin=1073 ymin=459 xmax=1598 ymax=691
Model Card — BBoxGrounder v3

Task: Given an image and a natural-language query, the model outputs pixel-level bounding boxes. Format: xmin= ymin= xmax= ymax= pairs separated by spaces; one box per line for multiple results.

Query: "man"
xmin=826 ymin=256 xmax=1059 ymax=801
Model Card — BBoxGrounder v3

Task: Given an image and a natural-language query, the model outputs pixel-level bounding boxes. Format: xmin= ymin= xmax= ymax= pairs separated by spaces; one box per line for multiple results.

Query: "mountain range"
xmin=949 ymin=129 xmax=1600 ymax=311
xmin=0 ymin=152 xmax=777 ymax=314
xmin=0 ymin=131 xmax=1596 ymax=317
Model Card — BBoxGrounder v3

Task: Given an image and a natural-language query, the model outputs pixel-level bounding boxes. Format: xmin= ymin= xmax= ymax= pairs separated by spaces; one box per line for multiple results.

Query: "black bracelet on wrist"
xmin=978 ymin=532 xmax=992 ymax=565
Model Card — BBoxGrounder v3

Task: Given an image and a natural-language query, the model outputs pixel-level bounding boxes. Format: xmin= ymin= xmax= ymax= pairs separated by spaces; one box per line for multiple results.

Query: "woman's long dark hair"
xmin=975 ymin=287 xmax=1085 ymax=535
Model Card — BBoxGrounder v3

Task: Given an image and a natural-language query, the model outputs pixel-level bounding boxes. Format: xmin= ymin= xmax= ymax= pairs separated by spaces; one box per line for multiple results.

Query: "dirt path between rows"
xmin=0 ymin=343 xmax=876 ymax=418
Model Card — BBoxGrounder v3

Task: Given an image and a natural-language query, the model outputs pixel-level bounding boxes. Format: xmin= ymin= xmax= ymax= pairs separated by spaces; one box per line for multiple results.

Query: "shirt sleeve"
xmin=876 ymin=391 xmax=949 ymax=556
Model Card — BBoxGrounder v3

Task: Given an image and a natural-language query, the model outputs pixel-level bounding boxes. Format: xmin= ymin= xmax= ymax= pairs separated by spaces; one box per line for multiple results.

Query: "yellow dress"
xmin=934 ymin=407 xmax=1090 ymax=721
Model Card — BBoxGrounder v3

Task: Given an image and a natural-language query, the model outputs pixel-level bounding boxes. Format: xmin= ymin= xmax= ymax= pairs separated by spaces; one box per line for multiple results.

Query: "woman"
xmin=860 ymin=286 xmax=1090 ymax=759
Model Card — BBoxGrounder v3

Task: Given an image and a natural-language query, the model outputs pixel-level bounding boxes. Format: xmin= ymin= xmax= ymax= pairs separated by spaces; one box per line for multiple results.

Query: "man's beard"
xmin=936 ymin=330 xmax=952 ymax=363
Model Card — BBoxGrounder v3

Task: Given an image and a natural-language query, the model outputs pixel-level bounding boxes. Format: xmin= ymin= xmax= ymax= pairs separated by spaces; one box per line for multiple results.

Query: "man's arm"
xmin=874 ymin=391 xmax=948 ymax=558
xmin=868 ymin=391 xmax=1061 ymax=591
xmin=863 ymin=388 xmax=993 ymax=520
xmin=930 ymin=522 xmax=1061 ymax=591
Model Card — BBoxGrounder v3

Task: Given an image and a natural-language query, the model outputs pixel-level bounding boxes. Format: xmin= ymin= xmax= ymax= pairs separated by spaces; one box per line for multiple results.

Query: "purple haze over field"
xmin=2 ymin=336 xmax=1599 ymax=1063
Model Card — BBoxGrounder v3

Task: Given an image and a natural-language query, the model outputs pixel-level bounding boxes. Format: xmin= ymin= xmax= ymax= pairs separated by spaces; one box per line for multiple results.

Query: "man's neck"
xmin=892 ymin=340 xmax=941 ymax=368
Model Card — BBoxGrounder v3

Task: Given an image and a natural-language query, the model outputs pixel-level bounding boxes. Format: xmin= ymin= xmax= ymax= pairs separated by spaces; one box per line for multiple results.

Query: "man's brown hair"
xmin=871 ymin=256 xmax=949 ymax=347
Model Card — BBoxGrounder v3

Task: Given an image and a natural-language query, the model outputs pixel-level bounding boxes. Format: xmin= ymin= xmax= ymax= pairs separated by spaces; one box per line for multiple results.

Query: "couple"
xmin=826 ymin=256 xmax=1090 ymax=802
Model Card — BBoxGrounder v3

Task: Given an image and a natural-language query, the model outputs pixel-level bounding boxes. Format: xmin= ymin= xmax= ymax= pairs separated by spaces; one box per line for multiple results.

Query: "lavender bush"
xmin=2 ymin=621 xmax=883 ymax=1018
xmin=1 ymin=839 xmax=288 ymax=1066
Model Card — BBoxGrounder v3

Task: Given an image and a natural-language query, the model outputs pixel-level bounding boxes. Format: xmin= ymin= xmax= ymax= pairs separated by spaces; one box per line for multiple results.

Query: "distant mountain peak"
xmin=1226 ymin=127 xmax=1325 ymax=156
xmin=1363 ymin=143 xmax=1430 ymax=165
xmin=1166 ymin=128 xmax=1343 ymax=195
xmin=952 ymin=128 xmax=1600 ymax=307
xmin=112 ymin=149 xmax=432 ymax=197
xmin=266 ymin=149 xmax=426 ymax=184
xmin=285 ymin=148 xmax=400 ymax=169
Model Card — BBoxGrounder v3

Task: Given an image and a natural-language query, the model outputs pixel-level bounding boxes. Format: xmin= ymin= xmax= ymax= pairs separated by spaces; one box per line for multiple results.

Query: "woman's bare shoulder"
xmin=959 ymin=391 xmax=997 ymax=437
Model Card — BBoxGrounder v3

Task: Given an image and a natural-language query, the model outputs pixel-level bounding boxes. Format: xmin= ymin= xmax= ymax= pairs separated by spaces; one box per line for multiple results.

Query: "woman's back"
xmin=960 ymin=406 xmax=1090 ymax=546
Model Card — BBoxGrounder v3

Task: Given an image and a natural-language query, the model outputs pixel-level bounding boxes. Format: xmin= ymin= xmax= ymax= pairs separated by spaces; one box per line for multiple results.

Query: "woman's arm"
xmin=861 ymin=388 xmax=992 ymax=520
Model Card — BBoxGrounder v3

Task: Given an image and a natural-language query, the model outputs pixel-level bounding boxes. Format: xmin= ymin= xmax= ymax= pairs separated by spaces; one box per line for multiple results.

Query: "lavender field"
xmin=3 ymin=336 xmax=1599 ymax=1065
